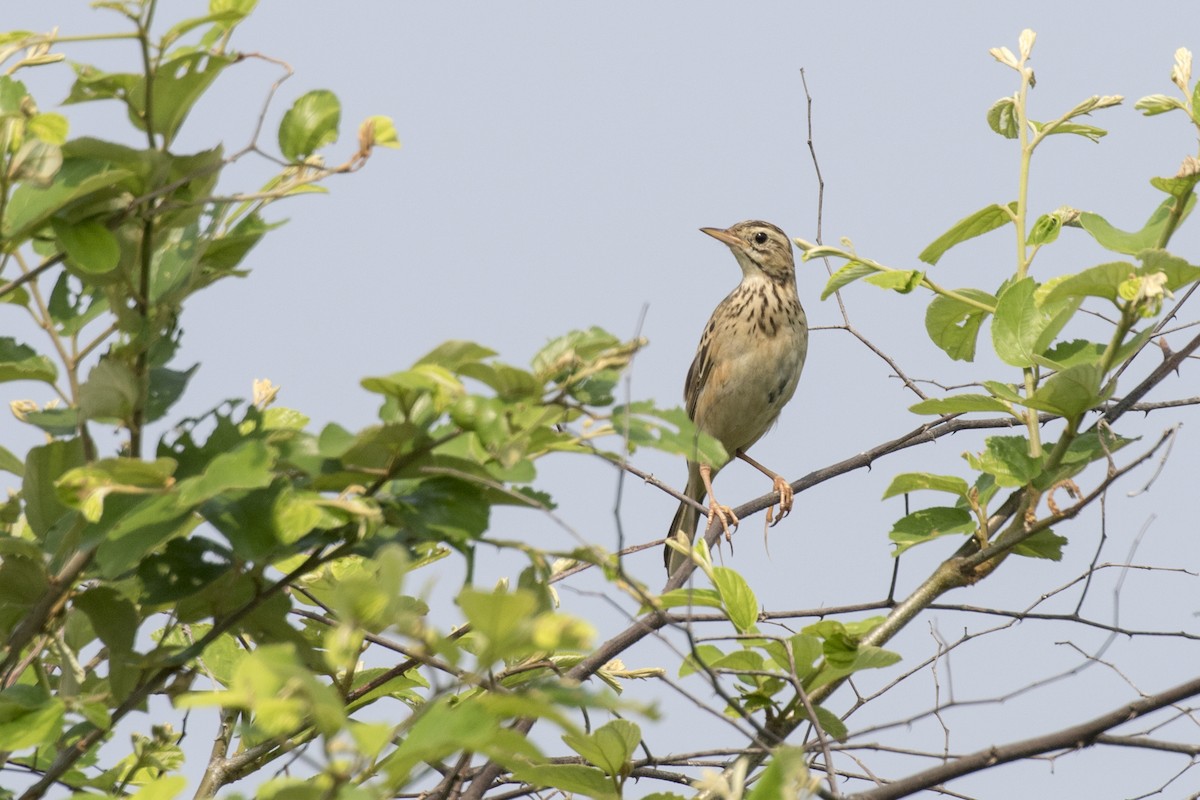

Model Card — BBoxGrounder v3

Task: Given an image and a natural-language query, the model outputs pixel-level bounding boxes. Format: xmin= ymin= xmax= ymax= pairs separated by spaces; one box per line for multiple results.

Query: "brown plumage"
xmin=665 ymin=221 xmax=808 ymax=576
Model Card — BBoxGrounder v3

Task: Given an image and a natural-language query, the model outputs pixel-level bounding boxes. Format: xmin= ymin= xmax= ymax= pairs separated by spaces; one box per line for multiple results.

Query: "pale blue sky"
xmin=5 ymin=3 xmax=1200 ymax=797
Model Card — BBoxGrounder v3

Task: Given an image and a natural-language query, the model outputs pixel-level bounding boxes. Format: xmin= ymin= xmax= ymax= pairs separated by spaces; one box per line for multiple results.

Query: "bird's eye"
xmin=753 ymin=231 xmax=769 ymax=245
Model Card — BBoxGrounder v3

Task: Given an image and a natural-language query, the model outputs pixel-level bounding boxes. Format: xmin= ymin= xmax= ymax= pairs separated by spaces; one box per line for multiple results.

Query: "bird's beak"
xmin=700 ymin=227 xmax=743 ymax=248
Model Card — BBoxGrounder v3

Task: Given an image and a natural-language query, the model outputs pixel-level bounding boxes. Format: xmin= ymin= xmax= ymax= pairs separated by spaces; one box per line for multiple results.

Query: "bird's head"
xmin=700 ymin=220 xmax=796 ymax=283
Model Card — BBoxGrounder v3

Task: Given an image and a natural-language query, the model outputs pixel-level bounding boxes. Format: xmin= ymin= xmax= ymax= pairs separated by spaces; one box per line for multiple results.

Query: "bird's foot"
xmin=707 ymin=501 xmax=740 ymax=545
xmin=765 ymin=476 xmax=794 ymax=528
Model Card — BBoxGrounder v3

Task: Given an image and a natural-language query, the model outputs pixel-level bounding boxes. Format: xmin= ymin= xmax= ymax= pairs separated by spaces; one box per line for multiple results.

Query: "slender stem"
xmin=1015 ymin=69 xmax=1032 ymax=278
xmin=1022 ymin=368 xmax=1041 ymax=457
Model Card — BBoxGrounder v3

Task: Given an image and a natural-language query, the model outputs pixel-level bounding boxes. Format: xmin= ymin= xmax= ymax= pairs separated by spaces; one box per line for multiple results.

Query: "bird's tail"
xmin=664 ymin=463 xmax=707 ymax=576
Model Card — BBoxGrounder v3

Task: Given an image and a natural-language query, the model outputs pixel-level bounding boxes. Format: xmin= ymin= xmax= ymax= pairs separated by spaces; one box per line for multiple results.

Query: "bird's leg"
xmin=699 ymin=463 xmax=739 ymax=544
xmin=736 ymin=451 xmax=793 ymax=527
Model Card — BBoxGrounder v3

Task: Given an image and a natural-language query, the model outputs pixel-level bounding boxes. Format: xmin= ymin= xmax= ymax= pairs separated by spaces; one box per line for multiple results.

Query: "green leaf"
xmin=0 ymin=75 xmax=28 ymax=115
xmin=363 ymin=115 xmax=401 ymax=148
xmin=278 ymin=89 xmax=341 ymax=161
xmin=147 ymin=365 xmax=198 ymax=423
xmin=199 ymin=211 xmax=272 ymax=272
xmin=1038 ymin=339 xmax=1107 ymax=369
xmin=127 ymin=776 xmax=186 ymax=800
xmin=1024 ymin=363 xmax=1106 ymax=417
xmin=909 ymin=394 xmax=1011 ymax=415
xmin=74 ymin=586 xmax=140 ymax=699
xmin=711 ymin=566 xmax=758 ymax=633
xmin=0 ymin=337 xmax=57 ymax=384
xmin=679 ymin=643 xmax=725 ymax=677
xmin=1134 ymin=93 xmax=1186 ymax=116
xmin=387 ymin=697 xmax=539 ymax=785
xmin=986 ymin=96 xmax=1019 ymax=138
xmin=1032 ymin=296 xmax=1082 ymax=358
xmin=1028 ymin=212 xmax=1062 ymax=246
xmin=417 ymin=340 xmax=498 ymax=370
xmin=0 ymin=444 xmax=23 ymax=477
xmin=51 ymin=216 xmax=120 ymax=274
xmin=919 ymin=203 xmax=1015 ymax=265
xmin=0 ymin=686 xmax=65 ymax=751
xmin=1032 ymin=120 xmax=1107 ymax=142
xmin=657 ymin=588 xmax=724 ymax=614
xmin=964 ymin=436 xmax=1042 ymax=487
xmin=134 ymin=53 xmax=237 ymax=144
xmin=889 ymin=507 xmax=973 ymax=555
xmin=864 ymin=269 xmax=924 ymax=293
xmin=79 ymin=359 xmax=139 ymax=423
xmin=820 ymin=260 xmax=877 ymax=300
xmin=23 ymin=439 xmax=85 ymax=537
xmin=56 ymin=457 xmax=177 ymax=522
xmin=745 ymin=747 xmax=809 ymax=800
xmin=613 ymin=403 xmax=728 ymax=467
xmin=458 ymin=587 xmax=538 ymax=655
xmin=8 ymin=139 xmax=62 ymax=186
xmin=176 ymin=440 xmax=275 ymax=506
xmin=2 ymin=157 xmax=134 ymax=244
xmin=812 ymin=706 xmax=849 ymax=741
xmin=1043 ymin=261 xmax=1130 ymax=303
xmin=992 ymin=277 xmax=1043 ymax=367
xmin=924 ymin=289 xmax=996 ymax=361
xmin=882 ymin=472 xmax=969 ymax=499
xmin=1012 ymin=529 xmax=1067 ymax=560
xmin=512 ymin=764 xmax=617 ymax=800
xmin=1138 ymin=249 xmax=1200 ymax=291
xmin=562 ymin=719 xmax=640 ymax=776
xmin=1078 ymin=192 xmax=1195 ymax=255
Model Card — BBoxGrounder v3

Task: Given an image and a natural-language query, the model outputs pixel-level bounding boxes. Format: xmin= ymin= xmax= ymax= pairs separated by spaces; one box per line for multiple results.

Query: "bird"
xmin=664 ymin=220 xmax=808 ymax=577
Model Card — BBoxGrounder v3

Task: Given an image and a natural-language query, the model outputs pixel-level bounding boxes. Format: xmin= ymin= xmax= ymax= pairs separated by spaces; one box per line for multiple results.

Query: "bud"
xmin=1172 ymin=47 xmax=1193 ymax=93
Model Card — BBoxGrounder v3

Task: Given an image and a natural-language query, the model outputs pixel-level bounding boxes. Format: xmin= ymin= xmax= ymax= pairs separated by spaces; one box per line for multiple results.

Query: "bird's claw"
xmin=766 ymin=476 xmax=794 ymax=528
xmin=707 ymin=502 xmax=740 ymax=544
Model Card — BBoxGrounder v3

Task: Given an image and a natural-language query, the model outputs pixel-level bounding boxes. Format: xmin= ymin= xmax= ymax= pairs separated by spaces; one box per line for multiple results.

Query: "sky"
xmin=5 ymin=2 xmax=1200 ymax=798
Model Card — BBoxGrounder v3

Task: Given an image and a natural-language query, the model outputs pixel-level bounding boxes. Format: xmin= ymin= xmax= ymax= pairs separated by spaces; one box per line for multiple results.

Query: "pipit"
xmin=664 ymin=220 xmax=808 ymax=576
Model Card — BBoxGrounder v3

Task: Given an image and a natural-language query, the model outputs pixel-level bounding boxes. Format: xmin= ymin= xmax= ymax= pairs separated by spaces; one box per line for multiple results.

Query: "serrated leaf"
xmin=882 ymin=472 xmax=969 ymax=499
